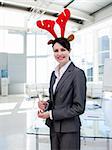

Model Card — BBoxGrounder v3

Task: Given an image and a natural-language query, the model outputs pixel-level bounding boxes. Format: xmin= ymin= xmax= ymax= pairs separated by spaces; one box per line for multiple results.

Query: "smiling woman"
xmin=37 ymin=36 xmax=87 ymax=150
xmin=36 ymin=8 xmax=86 ymax=150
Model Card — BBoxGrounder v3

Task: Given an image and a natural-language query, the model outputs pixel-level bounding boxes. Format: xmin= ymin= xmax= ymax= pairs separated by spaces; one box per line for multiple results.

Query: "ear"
xmin=47 ymin=39 xmax=54 ymax=45
xmin=67 ymin=34 xmax=75 ymax=42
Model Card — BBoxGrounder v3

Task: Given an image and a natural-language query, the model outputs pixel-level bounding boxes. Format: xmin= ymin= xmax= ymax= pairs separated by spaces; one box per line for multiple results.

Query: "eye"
xmin=53 ymin=49 xmax=58 ymax=52
xmin=61 ymin=48 xmax=66 ymax=52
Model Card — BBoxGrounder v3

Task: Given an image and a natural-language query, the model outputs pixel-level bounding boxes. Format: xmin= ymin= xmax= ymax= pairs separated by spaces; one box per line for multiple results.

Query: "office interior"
xmin=0 ymin=0 xmax=112 ymax=150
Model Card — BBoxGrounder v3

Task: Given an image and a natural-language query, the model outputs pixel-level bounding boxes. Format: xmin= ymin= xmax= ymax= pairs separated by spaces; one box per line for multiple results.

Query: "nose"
xmin=57 ymin=50 xmax=62 ymax=56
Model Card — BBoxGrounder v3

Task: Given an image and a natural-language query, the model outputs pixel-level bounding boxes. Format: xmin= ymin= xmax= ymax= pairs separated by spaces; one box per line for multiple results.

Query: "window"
xmin=7 ymin=31 xmax=24 ymax=53
xmin=27 ymin=34 xmax=35 ymax=56
xmin=98 ymin=52 xmax=109 ymax=64
xmin=98 ymin=35 xmax=110 ymax=81
xmin=26 ymin=33 xmax=53 ymax=84
xmin=98 ymin=65 xmax=104 ymax=81
xmin=36 ymin=58 xmax=48 ymax=84
xmin=87 ymin=67 xmax=93 ymax=81
xmin=99 ymin=36 xmax=109 ymax=51
xmin=0 ymin=29 xmax=24 ymax=53
xmin=0 ymin=30 xmax=7 ymax=52
xmin=36 ymin=35 xmax=49 ymax=56
xmin=27 ymin=58 xmax=35 ymax=83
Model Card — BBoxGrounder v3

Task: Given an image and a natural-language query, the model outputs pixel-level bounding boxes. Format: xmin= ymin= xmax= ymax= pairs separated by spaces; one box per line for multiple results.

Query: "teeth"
xmin=58 ymin=57 xmax=63 ymax=59
xmin=58 ymin=57 xmax=64 ymax=59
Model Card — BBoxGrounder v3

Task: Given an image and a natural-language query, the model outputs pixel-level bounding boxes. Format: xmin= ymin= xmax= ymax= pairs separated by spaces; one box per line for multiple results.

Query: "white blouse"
xmin=53 ymin=61 xmax=71 ymax=93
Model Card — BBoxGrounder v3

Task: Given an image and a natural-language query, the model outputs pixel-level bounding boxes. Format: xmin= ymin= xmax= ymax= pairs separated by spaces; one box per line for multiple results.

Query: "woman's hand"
xmin=38 ymin=100 xmax=48 ymax=111
xmin=38 ymin=110 xmax=50 ymax=119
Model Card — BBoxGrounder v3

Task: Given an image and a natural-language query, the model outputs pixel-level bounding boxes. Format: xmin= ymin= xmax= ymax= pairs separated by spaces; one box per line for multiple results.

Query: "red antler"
xmin=36 ymin=20 xmax=57 ymax=38
xmin=56 ymin=9 xmax=70 ymax=37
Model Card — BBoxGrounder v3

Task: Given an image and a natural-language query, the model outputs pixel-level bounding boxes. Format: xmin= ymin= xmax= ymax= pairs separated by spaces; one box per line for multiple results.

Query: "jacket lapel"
xmin=50 ymin=72 xmax=57 ymax=100
xmin=55 ymin=62 xmax=74 ymax=94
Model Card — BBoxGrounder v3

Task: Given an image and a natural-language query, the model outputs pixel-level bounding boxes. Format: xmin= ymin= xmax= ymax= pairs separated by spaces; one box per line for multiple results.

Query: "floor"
xmin=0 ymin=94 xmax=112 ymax=150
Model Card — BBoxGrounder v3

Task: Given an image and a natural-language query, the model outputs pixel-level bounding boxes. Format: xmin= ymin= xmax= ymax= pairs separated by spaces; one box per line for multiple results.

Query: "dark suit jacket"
xmin=46 ymin=62 xmax=86 ymax=133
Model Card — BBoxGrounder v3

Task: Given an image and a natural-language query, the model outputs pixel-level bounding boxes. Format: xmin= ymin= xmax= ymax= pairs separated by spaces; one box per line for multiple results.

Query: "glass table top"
xmin=26 ymin=100 xmax=112 ymax=139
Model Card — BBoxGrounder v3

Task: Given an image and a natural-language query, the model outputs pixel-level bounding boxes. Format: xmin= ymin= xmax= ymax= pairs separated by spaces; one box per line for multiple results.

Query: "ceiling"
xmin=0 ymin=0 xmax=112 ymax=30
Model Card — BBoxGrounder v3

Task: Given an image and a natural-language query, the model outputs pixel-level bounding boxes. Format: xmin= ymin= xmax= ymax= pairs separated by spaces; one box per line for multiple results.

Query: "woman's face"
xmin=53 ymin=42 xmax=70 ymax=65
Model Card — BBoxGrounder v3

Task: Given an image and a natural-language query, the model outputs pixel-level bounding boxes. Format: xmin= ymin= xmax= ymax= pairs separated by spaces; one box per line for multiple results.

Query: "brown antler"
xmin=56 ymin=9 xmax=70 ymax=37
xmin=36 ymin=20 xmax=57 ymax=38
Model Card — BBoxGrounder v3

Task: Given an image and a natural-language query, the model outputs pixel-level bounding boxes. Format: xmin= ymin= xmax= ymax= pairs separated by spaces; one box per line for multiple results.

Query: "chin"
xmin=58 ymin=60 xmax=64 ymax=63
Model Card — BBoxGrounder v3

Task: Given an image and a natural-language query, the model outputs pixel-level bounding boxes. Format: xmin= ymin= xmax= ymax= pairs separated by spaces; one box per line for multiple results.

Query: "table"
xmin=27 ymin=117 xmax=112 ymax=150
xmin=26 ymin=101 xmax=112 ymax=150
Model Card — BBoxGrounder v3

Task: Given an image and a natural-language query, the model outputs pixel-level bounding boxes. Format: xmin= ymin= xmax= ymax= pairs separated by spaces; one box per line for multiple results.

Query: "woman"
xmin=38 ymin=37 xmax=86 ymax=150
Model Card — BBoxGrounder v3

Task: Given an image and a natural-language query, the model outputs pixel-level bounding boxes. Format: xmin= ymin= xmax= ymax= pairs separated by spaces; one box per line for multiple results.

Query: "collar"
xmin=54 ymin=60 xmax=71 ymax=78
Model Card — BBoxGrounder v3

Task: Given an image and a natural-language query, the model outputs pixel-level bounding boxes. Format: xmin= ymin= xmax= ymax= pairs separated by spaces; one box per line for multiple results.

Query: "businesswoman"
xmin=38 ymin=36 xmax=86 ymax=150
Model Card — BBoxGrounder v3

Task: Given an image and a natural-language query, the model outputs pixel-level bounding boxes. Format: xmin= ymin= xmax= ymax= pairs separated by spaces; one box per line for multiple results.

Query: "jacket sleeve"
xmin=45 ymin=100 xmax=53 ymax=111
xmin=52 ymin=69 xmax=86 ymax=120
xmin=45 ymin=71 xmax=55 ymax=111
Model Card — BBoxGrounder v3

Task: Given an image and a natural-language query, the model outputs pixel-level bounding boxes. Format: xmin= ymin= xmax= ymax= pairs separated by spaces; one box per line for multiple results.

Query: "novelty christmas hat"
xmin=36 ymin=9 xmax=74 ymax=44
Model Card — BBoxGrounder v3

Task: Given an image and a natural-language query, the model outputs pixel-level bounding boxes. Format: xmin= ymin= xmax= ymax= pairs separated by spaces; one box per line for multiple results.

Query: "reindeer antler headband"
xmin=36 ymin=9 xmax=74 ymax=44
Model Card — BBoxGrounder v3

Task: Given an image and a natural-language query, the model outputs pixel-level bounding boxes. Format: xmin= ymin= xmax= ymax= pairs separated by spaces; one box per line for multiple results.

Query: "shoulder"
xmin=70 ymin=62 xmax=86 ymax=78
xmin=70 ymin=62 xmax=84 ymax=72
xmin=51 ymin=70 xmax=55 ymax=76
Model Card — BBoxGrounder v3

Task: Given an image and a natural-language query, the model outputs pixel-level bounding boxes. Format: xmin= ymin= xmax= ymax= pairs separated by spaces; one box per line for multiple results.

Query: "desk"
xmin=27 ymin=118 xmax=112 ymax=150
xmin=81 ymin=117 xmax=112 ymax=150
xmin=26 ymin=102 xmax=112 ymax=150
xmin=27 ymin=127 xmax=49 ymax=150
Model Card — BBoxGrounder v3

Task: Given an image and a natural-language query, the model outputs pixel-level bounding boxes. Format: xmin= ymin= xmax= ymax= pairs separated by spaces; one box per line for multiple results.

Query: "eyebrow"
xmin=53 ymin=48 xmax=66 ymax=51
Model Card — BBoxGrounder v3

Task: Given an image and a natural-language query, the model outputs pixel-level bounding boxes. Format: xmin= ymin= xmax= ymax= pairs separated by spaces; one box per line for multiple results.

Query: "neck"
xmin=59 ymin=60 xmax=69 ymax=69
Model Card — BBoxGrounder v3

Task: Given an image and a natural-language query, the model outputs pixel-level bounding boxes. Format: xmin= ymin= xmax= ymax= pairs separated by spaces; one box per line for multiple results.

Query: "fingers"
xmin=37 ymin=99 xmax=49 ymax=118
xmin=38 ymin=109 xmax=44 ymax=114
xmin=38 ymin=100 xmax=47 ymax=106
xmin=38 ymin=101 xmax=45 ymax=110
xmin=38 ymin=100 xmax=48 ymax=111
xmin=38 ymin=111 xmax=50 ymax=119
